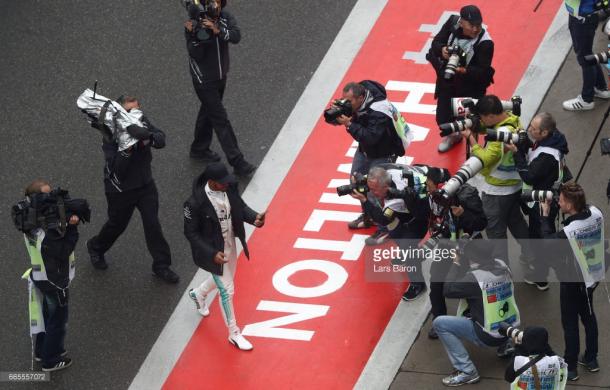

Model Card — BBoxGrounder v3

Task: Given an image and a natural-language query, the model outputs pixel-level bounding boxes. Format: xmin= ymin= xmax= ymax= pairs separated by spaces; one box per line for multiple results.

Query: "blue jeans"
xmin=35 ymin=289 xmax=69 ymax=365
xmin=433 ymin=316 xmax=487 ymax=374
xmin=569 ymin=15 xmax=608 ymax=102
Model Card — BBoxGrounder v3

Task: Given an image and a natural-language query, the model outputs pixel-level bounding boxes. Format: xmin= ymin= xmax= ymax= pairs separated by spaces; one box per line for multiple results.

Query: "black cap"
xmin=460 ymin=5 xmax=483 ymax=25
xmin=427 ymin=167 xmax=451 ymax=184
xmin=522 ymin=327 xmax=553 ymax=355
xmin=205 ymin=162 xmax=236 ymax=184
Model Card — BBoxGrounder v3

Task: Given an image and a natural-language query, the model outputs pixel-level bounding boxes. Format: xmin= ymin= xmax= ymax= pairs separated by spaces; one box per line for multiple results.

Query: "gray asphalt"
xmin=0 ymin=1 xmax=356 ymax=389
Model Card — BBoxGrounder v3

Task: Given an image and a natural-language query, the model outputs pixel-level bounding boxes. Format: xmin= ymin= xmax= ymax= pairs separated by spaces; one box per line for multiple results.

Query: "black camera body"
xmin=324 ymin=99 xmax=353 ymax=125
xmin=184 ymin=0 xmax=221 ymax=41
xmin=444 ymin=43 xmax=466 ymax=80
xmin=336 ymin=173 xmax=368 ymax=197
xmin=12 ymin=189 xmax=91 ymax=235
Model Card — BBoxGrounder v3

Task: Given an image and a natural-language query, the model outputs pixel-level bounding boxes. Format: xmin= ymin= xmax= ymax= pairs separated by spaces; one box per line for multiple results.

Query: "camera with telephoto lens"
xmin=444 ymin=43 xmax=466 ymax=80
xmin=324 ymin=99 xmax=353 ymax=125
xmin=520 ymin=189 xmax=558 ymax=203
xmin=183 ymin=0 xmax=221 ymax=41
xmin=585 ymin=50 xmax=610 ymax=65
xmin=485 ymin=128 xmax=528 ymax=145
xmin=450 ymin=96 xmax=523 ymax=118
xmin=498 ymin=322 xmax=524 ymax=344
xmin=432 ymin=156 xmax=483 ymax=207
xmin=336 ymin=173 xmax=368 ymax=196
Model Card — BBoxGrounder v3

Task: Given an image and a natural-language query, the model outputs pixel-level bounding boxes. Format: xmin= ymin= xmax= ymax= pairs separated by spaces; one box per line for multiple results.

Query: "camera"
xmin=521 ymin=189 xmax=557 ymax=203
xmin=432 ymin=156 xmax=483 ymax=206
xmin=324 ymin=99 xmax=353 ymax=125
xmin=450 ymin=96 xmax=522 ymax=118
xmin=444 ymin=43 xmax=466 ymax=80
xmin=336 ymin=173 xmax=368 ymax=196
xmin=499 ymin=322 xmax=524 ymax=344
xmin=439 ymin=116 xmax=480 ymax=137
xmin=585 ymin=50 xmax=610 ymax=65
xmin=485 ymin=128 xmax=528 ymax=145
xmin=12 ymin=189 xmax=91 ymax=234
xmin=183 ymin=0 xmax=221 ymax=41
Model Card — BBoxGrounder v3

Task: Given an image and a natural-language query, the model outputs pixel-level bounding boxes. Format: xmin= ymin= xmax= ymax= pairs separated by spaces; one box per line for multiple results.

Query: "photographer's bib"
xmin=511 ymin=355 xmax=567 ymax=390
xmin=23 ymin=230 xmax=75 ymax=283
xmin=457 ymin=259 xmax=520 ymax=338
xmin=523 ymin=146 xmax=563 ymax=208
xmin=369 ymin=99 xmax=413 ymax=152
xmin=563 ymin=206 xmax=605 ymax=288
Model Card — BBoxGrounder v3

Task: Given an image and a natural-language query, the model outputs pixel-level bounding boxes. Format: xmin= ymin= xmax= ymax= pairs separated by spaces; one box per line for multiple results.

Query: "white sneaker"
xmin=229 ymin=332 xmax=253 ymax=351
xmin=562 ymin=95 xmax=594 ymax=111
xmin=594 ymin=87 xmax=610 ymax=99
xmin=437 ymin=133 xmax=462 ymax=153
xmin=188 ymin=288 xmax=209 ymax=317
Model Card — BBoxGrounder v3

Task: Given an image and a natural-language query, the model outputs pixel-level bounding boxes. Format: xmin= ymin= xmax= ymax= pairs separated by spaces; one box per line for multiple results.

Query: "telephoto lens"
xmin=520 ymin=190 xmax=554 ymax=203
xmin=485 ymin=129 xmax=527 ymax=144
xmin=439 ymin=118 xmax=475 ymax=136
xmin=498 ymin=322 xmax=523 ymax=344
xmin=584 ymin=50 xmax=610 ymax=65
xmin=438 ymin=156 xmax=483 ymax=199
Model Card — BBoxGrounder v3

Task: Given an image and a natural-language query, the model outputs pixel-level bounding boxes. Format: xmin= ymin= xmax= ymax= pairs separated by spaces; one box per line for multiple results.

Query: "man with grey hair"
xmin=507 ymin=112 xmax=570 ymax=290
xmin=350 ymin=165 xmax=430 ymax=300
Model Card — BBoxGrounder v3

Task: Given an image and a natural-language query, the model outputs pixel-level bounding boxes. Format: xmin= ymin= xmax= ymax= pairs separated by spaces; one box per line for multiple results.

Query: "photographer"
xmin=337 ymin=81 xmax=406 ymax=244
xmin=86 ymin=96 xmax=179 ymax=283
xmin=461 ymin=95 xmax=533 ymax=264
xmin=350 ymin=166 xmax=429 ymax=300
xmin=13 ymin=180 xmax=90 ymax=372
xmin=184 ymin=0 xmax=256 ymax=176
xmin=562 ymin=0 xmax=610 ymax=111
xmin=540 ymin=183 xmax=604 ymax=381
xmin=425 ymin=167 xmax=487 ymax=339
xmin=427 ymin=4 xmax=494 ymax=153
xmin=506 ymin=112 xmax=569 ymax=291
xmin=504 ymin=326 xmax=568 ymax=389
xmin=432 ymin=240 xmax=520 ymax=387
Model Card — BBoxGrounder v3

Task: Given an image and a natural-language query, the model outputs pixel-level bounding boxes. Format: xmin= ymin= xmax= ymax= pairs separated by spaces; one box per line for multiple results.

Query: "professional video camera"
xmin=432 ymin=156 xmax=483 ymax=206
xmin=499 ymin=322 xmax=524 ymax=344
xmin=438 ymin=96 xmax=522 ymax=136
xmin=12 ymin=189 xmax=91 ymax=235
xmin=182 ymin=0 xmax=221 ymax=41
xmin=444 ymin=43 xmax=466 ymax=80
xmin=485 ymin=128 xmax=528 ymax=145
xmin=336 ymin=173 xmax=368 ymax=196
xmin=324 ymin=99 xmax=353 ymax=125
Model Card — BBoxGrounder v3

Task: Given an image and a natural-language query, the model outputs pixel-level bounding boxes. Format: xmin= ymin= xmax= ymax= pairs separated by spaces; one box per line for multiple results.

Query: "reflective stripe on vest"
xmin=21 ymin=269 xmax=45 ymax=335
xmin=523 ymin=146 xmax=563 ymax=208
xmin=510 ymin=355 xmax=567 ymax=390
xmin=563 ymin=205 xmax=605 ymax=288
xmin=457 ymin=259 xmax=520 ymax=338
xmin=24 ymin=229 xmax=75 ymax=283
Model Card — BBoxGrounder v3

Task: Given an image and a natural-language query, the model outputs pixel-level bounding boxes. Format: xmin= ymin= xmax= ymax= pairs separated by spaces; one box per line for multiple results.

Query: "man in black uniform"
xmin=184 ymin=0 xmax=256 ymax=176
xmin=86 ymin=96 xmax=179 ymax=283
xmin=427 ymin=5 xmax=495 ymax=153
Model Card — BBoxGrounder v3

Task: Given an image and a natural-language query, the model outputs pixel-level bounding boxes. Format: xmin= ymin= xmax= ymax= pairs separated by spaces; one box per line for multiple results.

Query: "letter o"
xmin=272 ymin=259 xmax=348 ymax=298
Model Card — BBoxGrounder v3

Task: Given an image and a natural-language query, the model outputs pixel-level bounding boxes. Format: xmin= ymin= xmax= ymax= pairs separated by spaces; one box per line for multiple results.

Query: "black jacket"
xmin=101 ymin=116 xmax=165 ymax=193
xmin=427 ymin=15 xmax=494 ymax=98
xmin=443 ymin=260 xmax=511 ymax=347
xmin=31 ymin=226 xmax=79 ymax=293
xmin=183 ymin=172 xmax=258 ymax=275
xmin=431 ymin=184 xmax=487 ymax=238
xmin=347 ymin=80 xmax=405 ymax=159
xmin=185 ymin=10 xmax=240 ymax=84
xmin=514 ymin=130 xmax=569 ymax=191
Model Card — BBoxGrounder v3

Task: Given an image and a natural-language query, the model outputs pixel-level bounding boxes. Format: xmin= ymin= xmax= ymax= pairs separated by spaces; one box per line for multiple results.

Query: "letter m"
xmin=242 ymin=300 xmax=330 ymax=341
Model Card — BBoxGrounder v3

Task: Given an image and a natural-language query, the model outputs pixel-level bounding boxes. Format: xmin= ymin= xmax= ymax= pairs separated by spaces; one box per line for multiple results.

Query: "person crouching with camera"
xmin=540 ymin=183 xmax=604 ymax=381
xmin=504 ymin=326 xmax=568 ymax=390
xmin=12 ymin=179 xmax=91 ymax=372
xmin=432 ymin=239 xmax=520 ymax=387
xmin=349 ymin=165 xmax=429 ymax=300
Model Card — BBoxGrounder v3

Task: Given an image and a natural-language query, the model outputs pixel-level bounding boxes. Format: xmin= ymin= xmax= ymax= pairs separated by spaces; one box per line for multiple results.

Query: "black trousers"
xmin=390 ymin=219 xmax=428 ymax=286
xmin=89 ymin=181 xmax=171 ymax=271
xmin=191 ymin=78 xmax=244 ymax=166
xmin=34 ymin=288 xmax=69 ymax=366
xmin=429 ymin=257 xmax=452 ymax=318
xmin=560 ymin=282 xmax=598 ymax=371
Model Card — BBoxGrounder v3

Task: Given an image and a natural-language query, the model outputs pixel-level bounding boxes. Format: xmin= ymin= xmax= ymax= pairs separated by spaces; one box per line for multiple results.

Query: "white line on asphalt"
xmin=128 ymin=0 xmax=388 ymax=388
xmin=354 ymin=5 xmax=571 ymax=390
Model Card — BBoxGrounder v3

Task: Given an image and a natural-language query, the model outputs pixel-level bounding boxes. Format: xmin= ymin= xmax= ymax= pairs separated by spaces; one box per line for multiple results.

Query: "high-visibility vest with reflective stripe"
xmin=522 ymin=146 xmax=564 ymax=208
xmin=24 ymin=229 xmax=75 ymax=283
xmin=510 ymin=355 xmax=567 ymax=390
xmin=563 ymin=205 xmax=605 ymax=288
xmin=21 ymin=268 xmax=45 ymax=335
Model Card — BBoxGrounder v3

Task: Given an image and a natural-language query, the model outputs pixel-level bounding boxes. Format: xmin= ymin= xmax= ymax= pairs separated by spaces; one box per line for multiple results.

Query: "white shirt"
xmin=205 ymin=183 xmax=234 ymax=243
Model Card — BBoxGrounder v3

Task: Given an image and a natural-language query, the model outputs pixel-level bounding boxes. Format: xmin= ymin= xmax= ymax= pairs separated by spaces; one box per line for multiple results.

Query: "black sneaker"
xmin=428 ymin=326 xmax=438 ymax=339
xmin=189 ymin=149 xmax=221 ymax=162
xmin=578 ymin=356 xmax=600 ymax=372
xmin=348 ymin=214 xmax=374 ymax=229
xmin=42 ymin=357 xmax=72 ymax=372
xmin=402 ymin=283 xmax=426 ymax=301
xmin=153 ymin=268 xmax=180 ymax=284
xmin=87 ymin=240 xmax=108 ymax=270
xmin=523 ymin=278 xmax=549 ymax=291
xmin=496 ymin=340 xmax=515 ymax=358
xmin=35 ymin=350 xmax=67 ymax=362
xmin=365 ymin=229 xmax=390 ymax=246
xmin=233 ymin=161 xmax=257 ymax=176
xmin=567 ymin=369 xmax=579 ymax=381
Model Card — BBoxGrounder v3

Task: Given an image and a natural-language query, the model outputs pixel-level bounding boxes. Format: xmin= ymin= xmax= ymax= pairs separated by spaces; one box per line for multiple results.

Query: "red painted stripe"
xmin=164 ymin=1 xmax=563 ymax=389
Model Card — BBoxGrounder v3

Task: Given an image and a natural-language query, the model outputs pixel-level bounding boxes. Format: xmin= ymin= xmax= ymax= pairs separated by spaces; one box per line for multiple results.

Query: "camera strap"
xmin=57 ymin=195 xmax=67 ymax=237
xmin=514 ymin=354 xmax=544 ymax=381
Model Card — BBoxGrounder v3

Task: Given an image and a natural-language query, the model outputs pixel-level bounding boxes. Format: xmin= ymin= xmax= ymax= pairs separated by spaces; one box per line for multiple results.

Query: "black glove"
xmin=126 ymin=124 xmax=152 ymax=140
xmin=606 ymin=179 xmax=610 ymax=203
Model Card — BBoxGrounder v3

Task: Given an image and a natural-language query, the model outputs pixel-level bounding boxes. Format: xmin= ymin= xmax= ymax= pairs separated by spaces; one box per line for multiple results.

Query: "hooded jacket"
xmin=514 ymin=129 xmax=569 ymax=190
xmin=183 ymin=171 xmax=258 ymax=275
xmin=347 ymin=80 xmax=405 ymax=159
xmin=185 ymin=9 xmax=240 ymax=84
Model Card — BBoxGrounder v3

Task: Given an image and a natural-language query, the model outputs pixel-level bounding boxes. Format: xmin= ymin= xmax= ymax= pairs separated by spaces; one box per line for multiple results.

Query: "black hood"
xmin=358 ymin=80 xmax=388 ymax=113
xmin=539 ymin=129 xmax=569 ymax=155
xmin=522 ymin=326 xmax=555 ymax=355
